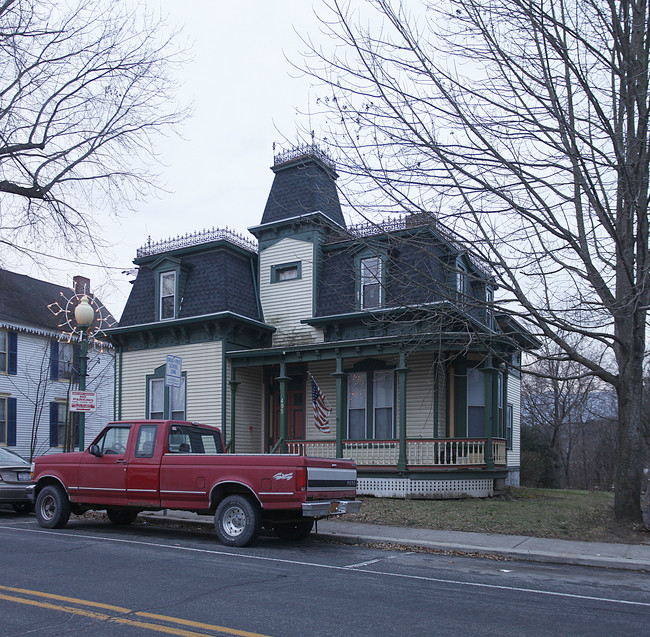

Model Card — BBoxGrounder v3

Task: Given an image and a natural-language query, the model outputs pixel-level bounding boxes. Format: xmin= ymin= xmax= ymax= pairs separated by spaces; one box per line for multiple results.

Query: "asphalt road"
xmin=1 ymin=511 xmax=649 ymax=637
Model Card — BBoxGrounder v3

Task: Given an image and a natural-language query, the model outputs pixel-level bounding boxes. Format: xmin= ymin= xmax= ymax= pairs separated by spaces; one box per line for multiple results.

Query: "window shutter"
xmin=50 ymin=340 xmax=59 ymax=380
xmin=8 ymin=332 xmax=17 ymax=375
xmin=49 ymin=402 xmax=59 ymax=447
xmin=7 ymin=397 xmax=17 ymax=446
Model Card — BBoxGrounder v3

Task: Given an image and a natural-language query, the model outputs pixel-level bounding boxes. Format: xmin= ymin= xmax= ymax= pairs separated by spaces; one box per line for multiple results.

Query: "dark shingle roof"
xmin=0 ymin=269 xmax=90 ymax=331
xmin=119 ymin=245 xmax=260 ymax=327
xmin=260 ymin=152 xmax=345 ymax=227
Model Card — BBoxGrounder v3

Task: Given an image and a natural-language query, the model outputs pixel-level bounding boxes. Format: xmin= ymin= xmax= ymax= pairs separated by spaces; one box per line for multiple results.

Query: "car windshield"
xmin=0 ymin=447 xmax=29 ymax=466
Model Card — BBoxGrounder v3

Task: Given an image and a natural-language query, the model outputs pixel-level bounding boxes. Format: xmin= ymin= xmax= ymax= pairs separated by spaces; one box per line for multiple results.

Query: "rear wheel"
xmin=274 ymin=519 xmax=314 ymax=541
xmin=35 ymin=485 xmax=71 ymax=529
xmin=214 ymin=495 xmax=261 ymax=547
xmin=106 ymin=509 xmax=139 ymax=525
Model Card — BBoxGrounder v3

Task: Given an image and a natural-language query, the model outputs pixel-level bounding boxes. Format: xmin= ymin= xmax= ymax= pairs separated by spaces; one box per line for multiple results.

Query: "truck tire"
xmin=106 ymin=509 xmax=139 ymax=525
xmin=274 ymin=519 xmax=314 ymax=541
xmin=35 ymin=485 xmax=71 ymax=529
xmin=214 ymin=495 xmax=261 ymax=547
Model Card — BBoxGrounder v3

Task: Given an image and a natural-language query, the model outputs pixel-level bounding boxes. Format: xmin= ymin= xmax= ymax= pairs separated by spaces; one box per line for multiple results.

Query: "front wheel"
xmin=214 ymin=495 xmax=261 ymax=547
xmin=35 ymin=485 xmax=71 ymax=529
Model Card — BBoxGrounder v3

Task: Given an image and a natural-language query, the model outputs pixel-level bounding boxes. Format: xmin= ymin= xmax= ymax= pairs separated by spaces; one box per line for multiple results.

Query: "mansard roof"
xmin=259 ymin=145 xmax=346 ymax=228
xmin=118 ymin=230 xmax=262 ymax=327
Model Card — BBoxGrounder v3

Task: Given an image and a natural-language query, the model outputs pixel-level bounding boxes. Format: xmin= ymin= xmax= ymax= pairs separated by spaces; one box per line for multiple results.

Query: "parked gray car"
xmin=0 ymin=447 xmax=34 ymax=514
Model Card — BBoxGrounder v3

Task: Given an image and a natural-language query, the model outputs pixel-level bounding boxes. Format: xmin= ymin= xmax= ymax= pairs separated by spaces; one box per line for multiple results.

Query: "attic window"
xmin=271 ymin=262 xmax=302 ymax=283
xmin=160 ymin=271 xmax=176 ymax=320
xmin=360 ymin=256 xmax=383 ymax=309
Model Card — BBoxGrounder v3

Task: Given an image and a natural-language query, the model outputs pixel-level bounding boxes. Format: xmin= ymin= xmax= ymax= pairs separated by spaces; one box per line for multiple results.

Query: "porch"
xmin=286 ymin=437 xmax=507 ymax=469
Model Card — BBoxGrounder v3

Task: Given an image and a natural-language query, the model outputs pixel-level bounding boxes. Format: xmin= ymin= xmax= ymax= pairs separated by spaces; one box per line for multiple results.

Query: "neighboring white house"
xmin=0 ymin=269 xmax=115 ymax=460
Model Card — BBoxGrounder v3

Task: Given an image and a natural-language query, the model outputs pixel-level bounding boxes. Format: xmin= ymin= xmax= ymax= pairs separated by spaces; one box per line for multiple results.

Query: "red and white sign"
xmin=70 ymin=391 xmax=97 ymax=412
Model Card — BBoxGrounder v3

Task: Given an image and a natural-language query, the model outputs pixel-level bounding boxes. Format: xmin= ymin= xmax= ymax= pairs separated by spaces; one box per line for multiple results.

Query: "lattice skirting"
xmin=357 ymin=477 xmax=494 ymax=499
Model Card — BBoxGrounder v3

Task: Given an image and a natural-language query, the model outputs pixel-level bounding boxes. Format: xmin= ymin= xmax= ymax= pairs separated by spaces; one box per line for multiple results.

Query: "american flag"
xmin=310 ymin=374 xmax=331 ymax=433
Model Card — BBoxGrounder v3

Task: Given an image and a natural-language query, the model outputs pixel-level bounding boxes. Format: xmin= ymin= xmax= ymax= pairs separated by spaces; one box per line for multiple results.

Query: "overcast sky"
xmin=40 ymin=1 xmax=334 ymax=321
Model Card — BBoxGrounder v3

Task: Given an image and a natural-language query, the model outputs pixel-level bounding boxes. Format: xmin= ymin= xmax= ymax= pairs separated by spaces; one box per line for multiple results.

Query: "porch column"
xmin=483 ymin=360 xmax=496 ymax=470
xmin=228 ymin=368 xmax=240 ymax=453
xmin=276 ymin=360 xmax=290 ymax=454
xmin=333 ymin=353 xmax=346 ymax=458
xmin=396 ymin=350 xmax=409 ymax=472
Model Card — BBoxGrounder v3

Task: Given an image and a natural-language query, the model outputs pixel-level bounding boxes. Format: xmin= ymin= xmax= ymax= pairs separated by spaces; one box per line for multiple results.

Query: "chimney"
xmin=73 ymin=276 xmax=91 ymax=295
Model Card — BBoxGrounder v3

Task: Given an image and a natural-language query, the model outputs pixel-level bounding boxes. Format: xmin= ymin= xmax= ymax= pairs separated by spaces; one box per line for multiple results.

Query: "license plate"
xmin=17 ymin=472 xmax=31 ymax=482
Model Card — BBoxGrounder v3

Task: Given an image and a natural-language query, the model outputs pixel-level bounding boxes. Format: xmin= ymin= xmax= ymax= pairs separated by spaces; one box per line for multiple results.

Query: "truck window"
xmin=168 ymin=425 xmax=223 ymax=454
xmin=134 ymin=424 xmax=158 ymax=458
xmin=96 ymin=426 xmax=131 ymax=456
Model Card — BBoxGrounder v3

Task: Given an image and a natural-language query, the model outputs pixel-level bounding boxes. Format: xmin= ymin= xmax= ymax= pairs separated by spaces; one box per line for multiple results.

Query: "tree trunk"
xmin=614 ymin=348 xmax=644 ymax=522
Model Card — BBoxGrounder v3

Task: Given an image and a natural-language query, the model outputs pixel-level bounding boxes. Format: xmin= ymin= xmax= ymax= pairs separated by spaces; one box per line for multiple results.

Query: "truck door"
xmin=76 ymin=425 xmax=131 ymax=505
xmin=126 ymin=423 xmax=161 ymax=507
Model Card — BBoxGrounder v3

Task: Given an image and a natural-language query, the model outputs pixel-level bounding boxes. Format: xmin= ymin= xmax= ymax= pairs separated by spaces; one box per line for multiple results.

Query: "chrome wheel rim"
xmin=222 ymin=505 xmax=246 ymax=537
xmin=40 ymin=495 xmax=56 ymax=521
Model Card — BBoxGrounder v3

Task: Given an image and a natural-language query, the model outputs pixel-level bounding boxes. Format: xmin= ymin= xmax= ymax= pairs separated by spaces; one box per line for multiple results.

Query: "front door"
xmin=76 ymin=424 xmax=131 ymax=505
xmin=268 ymin=372 xmax=305 ymax=450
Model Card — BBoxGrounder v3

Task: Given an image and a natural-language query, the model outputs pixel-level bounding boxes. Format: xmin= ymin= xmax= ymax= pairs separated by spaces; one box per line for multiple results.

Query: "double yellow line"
xmin=0 ymin=585 xmax=271 ymax=637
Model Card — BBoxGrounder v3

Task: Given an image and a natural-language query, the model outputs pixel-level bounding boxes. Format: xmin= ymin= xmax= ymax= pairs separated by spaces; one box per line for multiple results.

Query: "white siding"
xmin=228 ymin=365 xmax=263 ymax=453
xmin=507 ymin=372 xmax=521 ymax=469
xmin=1 ymin=329 xmax=114 ymax=460
xmin=120 ymin=341 xmax=223 ymax=430
xmin=405 ymin=353 xmax=441 ymax=439
xmin=259 ymin=237 xmax=323 ymax=346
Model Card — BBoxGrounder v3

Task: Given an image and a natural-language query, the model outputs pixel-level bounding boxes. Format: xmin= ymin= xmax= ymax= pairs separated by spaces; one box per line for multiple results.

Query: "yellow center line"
xmin=0 ymin=584 xmax=131 ymax=612
xmin=0 ymin=586 xmax=273 ymax=637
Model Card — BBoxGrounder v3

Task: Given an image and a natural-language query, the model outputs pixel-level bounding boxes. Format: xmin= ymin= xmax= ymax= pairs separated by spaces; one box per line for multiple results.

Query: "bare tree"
xmin=522 ymin=340 xmax=615 ymax=488
xmin=0 ymin=0 xmax=186 ymax=260
xmin=299 ymin=0 xmax=650 ymax=521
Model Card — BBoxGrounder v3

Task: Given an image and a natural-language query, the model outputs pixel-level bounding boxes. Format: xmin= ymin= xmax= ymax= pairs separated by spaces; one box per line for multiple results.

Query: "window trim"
xmin=159 ymin=271 xmax=177 ymax=321
xmin=270 ymin=261 xmax=302 ymax=283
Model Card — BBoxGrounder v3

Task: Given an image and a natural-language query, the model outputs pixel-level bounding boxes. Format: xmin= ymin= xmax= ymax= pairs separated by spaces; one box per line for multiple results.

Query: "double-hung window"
xmin=148 ymin=374 xmax=186 ymax=420
xmin=160 ymin=272 xmax=176 ymax=320
xmin=467 ymin=368 xmax=485 ymax=437
xmin=360 ymin=256 xmax=383 ymax=310
xmin=347 ymin=369 xmax=394 ymax=440
xmin=49 ymin=401 xmax=78 ymax=449
xmin=1 ymin=331 xmax=16 ymax=375
xmin=59 ymin=343 xmax=74 ymax=380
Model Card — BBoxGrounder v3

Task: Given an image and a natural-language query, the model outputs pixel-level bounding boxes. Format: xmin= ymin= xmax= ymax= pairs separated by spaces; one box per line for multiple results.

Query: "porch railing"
xmin=285 ymin=438 xmax=507 ymax=468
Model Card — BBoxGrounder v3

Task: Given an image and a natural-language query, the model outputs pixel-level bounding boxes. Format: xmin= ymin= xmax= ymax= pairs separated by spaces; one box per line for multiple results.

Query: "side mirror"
xmin=89 ymin=444 xmax=102 ymax=457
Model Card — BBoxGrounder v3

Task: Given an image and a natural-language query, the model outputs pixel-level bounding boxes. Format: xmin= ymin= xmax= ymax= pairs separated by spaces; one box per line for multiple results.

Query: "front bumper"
xmin=302 ymin=500 xmax=362 ymax=517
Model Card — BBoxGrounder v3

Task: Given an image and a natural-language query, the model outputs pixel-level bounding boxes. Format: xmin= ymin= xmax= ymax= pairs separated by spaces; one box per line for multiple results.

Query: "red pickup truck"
xmin=31 ymin=420 xmax=360 ymax=546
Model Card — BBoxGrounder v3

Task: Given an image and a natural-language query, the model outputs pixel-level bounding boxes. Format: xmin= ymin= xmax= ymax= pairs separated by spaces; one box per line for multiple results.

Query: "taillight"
xmin=296 ymin=466 xmax=307 ymax=492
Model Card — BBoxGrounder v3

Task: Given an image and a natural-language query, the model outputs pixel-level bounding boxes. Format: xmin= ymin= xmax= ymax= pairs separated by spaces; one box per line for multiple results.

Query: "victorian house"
xmin=108 ymin=146 xmax=539 ymax=498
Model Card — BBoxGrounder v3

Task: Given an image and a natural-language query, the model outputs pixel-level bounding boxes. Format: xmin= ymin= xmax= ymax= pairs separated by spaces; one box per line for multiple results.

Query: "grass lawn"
xmin=336 ymin=488 xmax=649 ymax=544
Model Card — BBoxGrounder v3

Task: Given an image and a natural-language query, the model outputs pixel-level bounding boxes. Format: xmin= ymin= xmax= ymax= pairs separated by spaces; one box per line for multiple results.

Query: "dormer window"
xmin=360 ymin=256 xmax=383 ymax=310
xmin=160 ymin=271 xmax=176 ymax=320
xmin=271 ymin=261 xmax=302 ymax=283
xmin=456 ymin=262 xmax=468 ymax=300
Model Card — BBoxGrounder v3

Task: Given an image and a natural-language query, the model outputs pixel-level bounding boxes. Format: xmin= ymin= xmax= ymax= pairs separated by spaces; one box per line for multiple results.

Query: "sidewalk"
xmin=141 ymin=510 xmax=650 ymax=572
